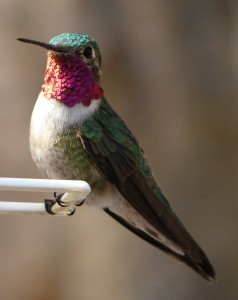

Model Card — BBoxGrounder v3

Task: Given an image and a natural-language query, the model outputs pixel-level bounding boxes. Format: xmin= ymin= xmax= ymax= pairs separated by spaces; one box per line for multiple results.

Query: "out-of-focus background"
xmin=0 ymin=1 xmax=237 ymax=299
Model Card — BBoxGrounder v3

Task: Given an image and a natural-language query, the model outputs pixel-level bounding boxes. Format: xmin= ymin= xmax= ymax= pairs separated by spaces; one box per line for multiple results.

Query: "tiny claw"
xmin=75 ymin=199 xmax=85 ymax=207
xmin=55 ymin=192 xmax=68 ymax=207
xmin=67 ymin=208 xmax=76 ymax=216
xmin=44 ymin=199 xmax=56 ymax=215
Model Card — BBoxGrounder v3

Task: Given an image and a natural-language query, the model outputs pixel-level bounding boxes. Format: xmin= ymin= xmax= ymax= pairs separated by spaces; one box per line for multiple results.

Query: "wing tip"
xmin=196 ymin=258 xmax=216 ymax=282
xmin=181 ymin=249 xmax=216 ymax=282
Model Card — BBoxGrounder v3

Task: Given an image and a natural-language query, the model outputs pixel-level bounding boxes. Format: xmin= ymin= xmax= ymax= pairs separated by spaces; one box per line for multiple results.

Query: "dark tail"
xmin=104 ymin=207 xmax=215 ymax=281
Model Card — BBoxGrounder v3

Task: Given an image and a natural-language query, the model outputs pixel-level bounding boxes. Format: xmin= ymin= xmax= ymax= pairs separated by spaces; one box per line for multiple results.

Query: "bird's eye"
xmin=82 ymin=46 xmax=94 ymax=59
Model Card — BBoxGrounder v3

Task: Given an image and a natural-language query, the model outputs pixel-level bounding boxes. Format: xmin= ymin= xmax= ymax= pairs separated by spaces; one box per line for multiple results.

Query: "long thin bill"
xmin=17 ymin=38 xmax=70 ymax=53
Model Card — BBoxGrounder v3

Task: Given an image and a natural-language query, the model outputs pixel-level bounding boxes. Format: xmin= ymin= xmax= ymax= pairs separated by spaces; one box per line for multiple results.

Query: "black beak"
xmin=17 ymin=38 xmax=70 ymax=54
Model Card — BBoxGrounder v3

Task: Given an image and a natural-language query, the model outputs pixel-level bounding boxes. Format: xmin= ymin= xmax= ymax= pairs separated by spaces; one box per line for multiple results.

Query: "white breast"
xmin=31 ymin=92 xmax=101 ymax=136
xmin=30 ymin=92 xmax=101 ymax=178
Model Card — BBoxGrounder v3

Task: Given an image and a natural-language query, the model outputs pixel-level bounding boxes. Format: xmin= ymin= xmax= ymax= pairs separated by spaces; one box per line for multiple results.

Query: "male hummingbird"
xmin=18 ymin=33 xmax=215 ymax=281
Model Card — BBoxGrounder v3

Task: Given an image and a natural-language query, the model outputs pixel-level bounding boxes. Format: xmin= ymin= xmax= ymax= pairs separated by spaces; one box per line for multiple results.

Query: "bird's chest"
xmin=29 ymin=93 xmax=102 ymax=186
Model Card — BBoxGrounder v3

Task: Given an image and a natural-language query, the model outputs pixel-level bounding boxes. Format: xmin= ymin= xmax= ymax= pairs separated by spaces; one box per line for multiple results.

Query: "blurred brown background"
xmin=0 ymin=1 xmax=237 ymax=299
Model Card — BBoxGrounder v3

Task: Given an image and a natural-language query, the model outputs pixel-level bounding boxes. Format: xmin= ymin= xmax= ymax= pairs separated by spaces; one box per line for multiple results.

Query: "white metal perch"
xmin=0 ymin=177 xmax=91 ymax=216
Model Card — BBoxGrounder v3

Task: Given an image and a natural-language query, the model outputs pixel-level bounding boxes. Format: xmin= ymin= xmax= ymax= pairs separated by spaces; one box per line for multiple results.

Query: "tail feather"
xmin=104 ymin=207 xmax=215 ymax=281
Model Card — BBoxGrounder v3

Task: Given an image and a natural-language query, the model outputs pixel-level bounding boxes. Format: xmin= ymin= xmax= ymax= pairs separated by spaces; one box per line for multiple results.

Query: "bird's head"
xmin=18 ymin=33 xmax=104 ymax=107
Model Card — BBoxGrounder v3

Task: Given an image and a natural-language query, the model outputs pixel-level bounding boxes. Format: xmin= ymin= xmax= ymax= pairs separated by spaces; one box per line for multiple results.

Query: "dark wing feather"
xmin=81 ymin=98 xmax=215 ymax=281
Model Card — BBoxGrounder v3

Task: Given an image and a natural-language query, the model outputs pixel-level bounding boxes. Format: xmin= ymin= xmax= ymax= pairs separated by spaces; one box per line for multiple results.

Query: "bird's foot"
xmin=44 ymin=193 xmax=85 ymax=216
xmin=44 ymin=192 xmax=68 ymax=215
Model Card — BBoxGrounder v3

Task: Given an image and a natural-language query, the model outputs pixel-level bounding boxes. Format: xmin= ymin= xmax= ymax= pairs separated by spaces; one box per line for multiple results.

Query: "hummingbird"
xmin=18 ymin=33 xmax=215 ymax=281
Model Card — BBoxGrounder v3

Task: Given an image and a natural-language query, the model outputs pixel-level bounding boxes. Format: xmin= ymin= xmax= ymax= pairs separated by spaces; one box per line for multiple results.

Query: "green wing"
xmin=81 ymin=98 xmax=215 ymax=280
